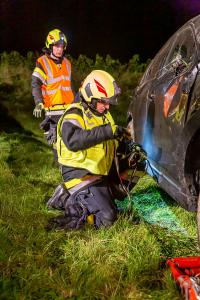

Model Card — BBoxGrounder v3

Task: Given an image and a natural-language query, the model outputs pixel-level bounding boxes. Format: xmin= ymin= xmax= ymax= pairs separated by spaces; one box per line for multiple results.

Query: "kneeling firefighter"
xmin=47 ymin=70 xmax=147 ymax=230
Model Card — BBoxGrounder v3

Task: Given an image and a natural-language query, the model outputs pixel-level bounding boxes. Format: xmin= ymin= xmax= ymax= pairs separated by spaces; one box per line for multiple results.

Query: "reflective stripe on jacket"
xmin=57 ymin=103 xmax=117 ymax=176
xmin=32 ymin=55 xmax=74 ymax=108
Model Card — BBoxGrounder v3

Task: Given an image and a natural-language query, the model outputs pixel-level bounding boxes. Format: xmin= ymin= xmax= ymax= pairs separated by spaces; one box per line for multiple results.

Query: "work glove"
xmin=113 ymin=125 xmax=131 ymax=140
xmin=44 ymin=123 xmax=57 ymax=145
xmin=33 ymin=103 xmax=44 ymax=118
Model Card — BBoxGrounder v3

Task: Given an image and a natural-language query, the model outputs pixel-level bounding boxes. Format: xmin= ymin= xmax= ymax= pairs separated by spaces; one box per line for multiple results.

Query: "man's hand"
xmin=33 ymin=103 xmax=44 ymax=118
xmin=114 ymin=125 xmax=131 ymax=140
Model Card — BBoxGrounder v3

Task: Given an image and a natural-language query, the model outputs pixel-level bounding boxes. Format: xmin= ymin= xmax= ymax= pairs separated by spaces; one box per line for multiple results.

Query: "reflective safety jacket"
xmin=57 ymin=103 xmax=117 ymax=177
xmin=32 ymin=55 xmax=74 ymax=108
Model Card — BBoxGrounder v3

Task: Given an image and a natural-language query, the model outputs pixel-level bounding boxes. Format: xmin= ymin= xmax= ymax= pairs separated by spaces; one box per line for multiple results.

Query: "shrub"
xmin=0 ymin=51 xmax=148 ymax=124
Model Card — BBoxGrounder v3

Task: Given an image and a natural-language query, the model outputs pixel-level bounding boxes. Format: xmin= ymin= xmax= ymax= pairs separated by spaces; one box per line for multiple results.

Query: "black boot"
xmin=47 ymin=184 xmax=69 ymax=210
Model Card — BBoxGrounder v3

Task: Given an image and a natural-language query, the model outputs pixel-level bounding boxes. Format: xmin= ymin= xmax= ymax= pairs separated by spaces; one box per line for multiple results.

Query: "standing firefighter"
xmin=47 ymin=70 xmax=147 ymax=230
xmin=32 ymin=29 xmax=74 ymax=161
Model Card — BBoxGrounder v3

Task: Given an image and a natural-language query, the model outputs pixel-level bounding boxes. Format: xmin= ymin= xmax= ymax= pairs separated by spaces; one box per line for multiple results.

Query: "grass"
xmin=0 ymin=70 xmax=199 ymax=300
xmin=0 ymin=115 xmax=199 ymax=300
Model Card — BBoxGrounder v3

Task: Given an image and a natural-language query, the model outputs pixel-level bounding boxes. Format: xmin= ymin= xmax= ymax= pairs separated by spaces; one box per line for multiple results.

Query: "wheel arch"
xmin=176 ymin=110 xmax=200 ymax=200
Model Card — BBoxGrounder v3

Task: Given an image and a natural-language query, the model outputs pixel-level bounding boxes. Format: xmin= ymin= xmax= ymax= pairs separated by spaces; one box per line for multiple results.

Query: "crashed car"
xmin=127 ymin=14 xmax=200 ymax=212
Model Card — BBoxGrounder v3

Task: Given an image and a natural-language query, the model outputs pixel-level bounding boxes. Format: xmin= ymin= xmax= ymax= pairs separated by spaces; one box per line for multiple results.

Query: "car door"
xmin=148 ymin=25 xmax=198 ymax=178
xmin=132 ymin=37 xmax=173 ymax=146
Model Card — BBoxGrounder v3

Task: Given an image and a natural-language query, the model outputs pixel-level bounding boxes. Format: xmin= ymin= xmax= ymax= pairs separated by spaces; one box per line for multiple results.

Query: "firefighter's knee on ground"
xmin=97 ymin=209 xmax=117 ymax=228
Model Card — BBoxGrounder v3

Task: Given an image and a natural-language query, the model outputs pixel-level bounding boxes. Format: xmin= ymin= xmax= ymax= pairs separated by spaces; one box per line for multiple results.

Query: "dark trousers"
xmin=53 ymin=180 xmax=117 ymax=229
xmin=40 ymin=115 xmax=61 ymax=163
xmin=75 ymin=181 xmax=117 ymax=228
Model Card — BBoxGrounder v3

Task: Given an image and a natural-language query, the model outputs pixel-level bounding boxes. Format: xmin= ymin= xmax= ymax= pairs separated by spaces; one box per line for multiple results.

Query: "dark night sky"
xmin=1 ymin=0 xmax=200 ymax=62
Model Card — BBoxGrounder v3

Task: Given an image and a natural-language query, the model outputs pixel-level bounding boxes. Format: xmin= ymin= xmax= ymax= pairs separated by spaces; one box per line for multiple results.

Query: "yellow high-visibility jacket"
xmin=57 ymin=103 xmax=117 ymax=177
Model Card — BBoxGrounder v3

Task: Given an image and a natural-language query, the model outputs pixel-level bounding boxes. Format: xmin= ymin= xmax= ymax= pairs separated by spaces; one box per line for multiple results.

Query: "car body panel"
xmin=128 ymin=15 xmax=200 ymax=211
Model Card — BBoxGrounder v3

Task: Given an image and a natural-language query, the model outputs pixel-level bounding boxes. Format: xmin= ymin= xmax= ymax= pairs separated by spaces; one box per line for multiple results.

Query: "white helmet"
xmin=80 ymin=70 xmax=121 ymax=105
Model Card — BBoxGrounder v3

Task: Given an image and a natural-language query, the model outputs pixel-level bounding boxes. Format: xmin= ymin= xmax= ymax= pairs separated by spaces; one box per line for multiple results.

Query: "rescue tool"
xmin=167 ymin=257 xmax=200 ymax=299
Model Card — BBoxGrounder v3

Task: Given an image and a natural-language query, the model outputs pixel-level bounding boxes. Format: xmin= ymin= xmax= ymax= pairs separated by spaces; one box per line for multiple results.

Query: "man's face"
xmin=96 ymin=101 xmax=110 ymax=114
xmin=52 ymin=43 xmax=64 ymax=58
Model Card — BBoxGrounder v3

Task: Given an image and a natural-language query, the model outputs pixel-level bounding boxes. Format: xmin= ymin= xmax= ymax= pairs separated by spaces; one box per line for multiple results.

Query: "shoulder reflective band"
xmin=32 ymin=67 xmax=47 ymax=84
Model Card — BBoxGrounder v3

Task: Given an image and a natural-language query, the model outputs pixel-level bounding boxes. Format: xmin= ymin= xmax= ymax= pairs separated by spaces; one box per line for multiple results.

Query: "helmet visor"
xmin=54 ymin=40 xmax=66 ymax=47
xmin=97 ymin=95 xmax=119 ymax=105
xmin=98 ymin=81 xmax=121 ymax=105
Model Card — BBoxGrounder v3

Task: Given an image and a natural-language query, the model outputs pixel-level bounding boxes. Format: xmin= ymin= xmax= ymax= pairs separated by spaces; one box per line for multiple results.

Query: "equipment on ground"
xmin=167 ymin=257 xmax=200 ymax=300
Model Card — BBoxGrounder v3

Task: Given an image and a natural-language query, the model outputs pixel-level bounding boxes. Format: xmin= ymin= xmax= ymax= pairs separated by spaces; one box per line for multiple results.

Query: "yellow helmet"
xmin=80 ymin=70 xmax=121 ymax=105
xmin=45 ymin=29 xmax=67 ymax=49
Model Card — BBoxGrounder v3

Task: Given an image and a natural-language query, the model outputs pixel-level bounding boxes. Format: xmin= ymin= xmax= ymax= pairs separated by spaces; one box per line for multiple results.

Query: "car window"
xmin=159 ymin=26 xmax=196 ymax=78
xmin=139 ymin=36 xmax=174 ymax=85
